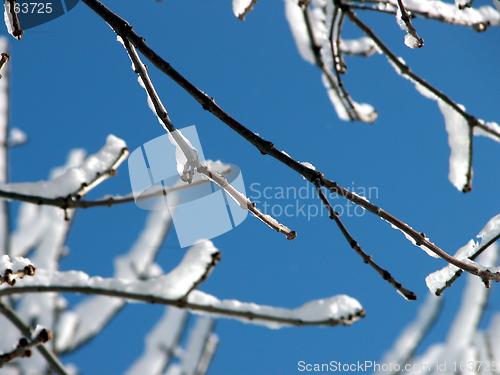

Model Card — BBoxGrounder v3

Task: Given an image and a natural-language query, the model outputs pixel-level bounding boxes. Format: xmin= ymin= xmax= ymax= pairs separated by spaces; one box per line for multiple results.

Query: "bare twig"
xmin=0 ymin=166 xmax=231 ymax=209
xmin=313 ymin=179 xmax=417 ymax=300
xmin=0 ymin=301 xmax=70 ymax=375
xmin=0 ymin=327 xmax=52 ymax=367
xmin=80 ymin=0 xmax=500 ymax=284
xmin=0 ymin=285 xmax=365 ymax=327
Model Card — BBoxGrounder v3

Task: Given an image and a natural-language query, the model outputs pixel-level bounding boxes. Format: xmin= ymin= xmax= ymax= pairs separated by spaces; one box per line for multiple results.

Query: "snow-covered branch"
xmin=0 ymin=269 xmax=365 ymax=328
xmin=3 ymin=0 xmax=23 ymax=40
xmin=427 ymin=214 xmax=500 ymax=295
xmin=233 ymin=0 xmax=258 ymax=20
xmin=0 ymin=135 xmax=129 ymax=217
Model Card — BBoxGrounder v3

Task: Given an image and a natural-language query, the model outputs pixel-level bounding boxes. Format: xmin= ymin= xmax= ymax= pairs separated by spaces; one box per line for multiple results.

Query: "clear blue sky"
xmin=2 ymin=0 xmax=500 ymax=374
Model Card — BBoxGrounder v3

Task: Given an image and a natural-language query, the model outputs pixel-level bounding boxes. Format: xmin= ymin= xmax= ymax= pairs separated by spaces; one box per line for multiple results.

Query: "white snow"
xmin=473 ymin=120 xmax=500 ymax=143
xmin=3 ymin=2 xmax=14 ymax=36
xmin=0 ymin=254 xmax=33 ymax=274
xmin=404 ymin=34 xmax=421 ymax=48
xmin=425 ymin=239 xmax=476 ymax=293
xmin=300 ymin=162 xmax=316 ymax=170
xmin=340 ymin=37 xmax=376 ymax=56
xmin=386 ymin=220 xmax=439 ymax=258
xmin=8 ymin=127 xmax=27 ymax=146
xmin=425 ymin=213 xmax=500 ymax=294
xmin=180 ymin=317 xmax=217 ymax=375
xmin=232 ymin=0 xmax=257 ymax=20
xmin=167 ymin=129 xmax=200 ymax=178
xmin=0 ymin=135 xmax=127 ymax=199
xmin=284 ymin=0 xmax=316 ymax=64
xmin=187 ymin=291 xmax=363 ymax=328
xmin=438 ymin=101 xmax=470 ymax=191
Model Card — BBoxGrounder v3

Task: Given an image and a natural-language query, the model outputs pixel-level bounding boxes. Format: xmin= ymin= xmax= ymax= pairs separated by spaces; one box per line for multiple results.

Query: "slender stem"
xmin=396 ymin=0 xmax=424 ymax=47
xmin=0 ymin=300 xmax=70 ymax=375
xmin=313 ymin=179 xmax=417 ymax=300
xmin=0 ymin=286 xmax=365 ymax=327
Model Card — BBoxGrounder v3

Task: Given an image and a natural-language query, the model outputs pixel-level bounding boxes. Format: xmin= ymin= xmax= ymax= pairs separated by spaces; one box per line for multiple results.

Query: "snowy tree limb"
xmin=396 ymin=0 xmax=424 ymax=48
xmin=3 ymin=0 xmax=23 ymax=40
xmin=0 ymin=52 xmax=9 ymax=79
xmin=313 ymin=179 xmax=417 ymax=300
xmin=0 ymin=301 xmax=70 ymax=375
xmin=0 ymin=274 xmax=365 ymax=328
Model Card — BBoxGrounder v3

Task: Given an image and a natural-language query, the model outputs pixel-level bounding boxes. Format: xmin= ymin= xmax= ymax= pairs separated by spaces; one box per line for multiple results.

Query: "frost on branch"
xmin=233 ymin=0 xmax=257 ymax=20
xmin=0 ymin=255 xmax=35 ymax=286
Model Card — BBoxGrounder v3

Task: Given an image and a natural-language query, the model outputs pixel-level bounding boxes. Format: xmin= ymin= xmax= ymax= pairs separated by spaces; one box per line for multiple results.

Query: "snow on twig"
xmin=395 ymin=0 xmax=424 ymax=48
xmin=0 ymin=255 xmax=34 ymax=286
xmin=233 ymin=0 xmax=258 ymax=20
xmin=3 ymin=0 xmax=23 ymax=39
xmin=0 ymin=267 xmax=365 ymax=328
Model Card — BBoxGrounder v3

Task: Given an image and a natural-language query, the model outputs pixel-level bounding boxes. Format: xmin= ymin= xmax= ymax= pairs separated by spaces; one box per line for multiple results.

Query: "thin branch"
xmin=0 ymin=285 xmax=366 ymax=327
xmin=313 ymin=179 xmax=417 ymax=300
xmin=73 ymin=146 xmax=129 ymax=200
xmin=0 ymin=301 xmax=70 ymax=375
xmin=349 ymin=0 xmax=495 ymax=29
xmin=122 ymin=37 xmax=296 ymax=240
xmin=435 ymin=232 xmax=500 ymax=296
xmin=80 ymin=0 xmax=500 ymax=284
xmin=179 ymin=251 xmax=221 ymax=302
xmin=0 ymin=329 xmax=52 ymax=367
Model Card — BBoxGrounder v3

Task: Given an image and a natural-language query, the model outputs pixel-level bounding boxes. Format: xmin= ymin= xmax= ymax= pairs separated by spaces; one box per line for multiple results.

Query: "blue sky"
xmin=2 ymin=0 xmax=500 ymax=374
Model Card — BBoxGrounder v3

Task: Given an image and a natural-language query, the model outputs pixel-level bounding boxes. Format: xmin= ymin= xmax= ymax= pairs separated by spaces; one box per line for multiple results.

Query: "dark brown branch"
xmin=313 ymin=179 xmax=417 ymax=300
xmin=80 ymin=0 xmax=500 ymax=284
xmin=0 ymin=285 xmax=365 ymax=327
xmin=0 ymin=301 xmax=70 ymax=375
